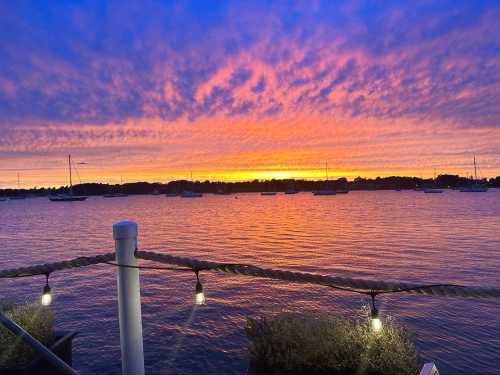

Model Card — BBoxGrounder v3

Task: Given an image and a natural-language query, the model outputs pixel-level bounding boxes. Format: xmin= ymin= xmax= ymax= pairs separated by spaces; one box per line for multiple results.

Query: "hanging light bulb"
xmin=370 ymin=292 xmax=382 ymax=333
xmin=41 ymin=273 xmax=52 ymax=306
xmin=371 ymin=308 xmax=382 ymax=333
xmin=195 ymin=271 xmax=205 ymax=305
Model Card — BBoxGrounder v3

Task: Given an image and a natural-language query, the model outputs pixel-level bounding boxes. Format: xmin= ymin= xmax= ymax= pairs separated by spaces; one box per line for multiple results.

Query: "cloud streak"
xmin=1 ymin=0 xmax=500 ymax=186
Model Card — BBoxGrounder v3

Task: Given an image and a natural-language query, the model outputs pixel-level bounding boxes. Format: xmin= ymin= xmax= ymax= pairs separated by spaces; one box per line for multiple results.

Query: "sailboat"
xmin=284 ymin=183 xmax=299 ymax=194
xmin=261 ymin=191 xmax=277 ymax=196
xmin=424 ymin=168 xmax=443 ymax=193
xmin=49 ymin=155 xmax=88 ymax=202
xmin=10 ymin=173 xmax=27 ymax=199
xmin=460 ymin=156 xmax=488 ymax=192
xmin=261 ymin=182 xmax=277 ymax=195
xmin=181 ymin=171 xmax=203 ymax=197
xmin=104 ymin=177 xmax=128 ymax=198
xmin=313 ymin=162 xmax=336 ymax=195
xmin=284 ymin=174 xmax=299 ymax=194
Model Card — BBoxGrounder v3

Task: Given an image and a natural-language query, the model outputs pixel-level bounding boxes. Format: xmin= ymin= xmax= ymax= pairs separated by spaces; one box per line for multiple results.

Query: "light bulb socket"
xmin=43 ymin=284 xmax=51 ymax=295
xmin=371 ymin=306 xmax=379 ymax=319
xmin=196 ymin=280 xmax=203 ymax=294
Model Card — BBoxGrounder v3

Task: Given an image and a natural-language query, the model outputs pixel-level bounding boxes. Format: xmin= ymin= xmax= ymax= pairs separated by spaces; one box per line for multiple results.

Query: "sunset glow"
xmin=1 ymin=1 xmax=500 ymax=188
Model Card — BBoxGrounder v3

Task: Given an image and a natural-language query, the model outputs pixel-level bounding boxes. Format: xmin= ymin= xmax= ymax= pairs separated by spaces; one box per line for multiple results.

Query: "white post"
xmin=419 ymin=363 xmax=439 ymax=375
xmin=113 ymin=220 xmax=145 ymax=375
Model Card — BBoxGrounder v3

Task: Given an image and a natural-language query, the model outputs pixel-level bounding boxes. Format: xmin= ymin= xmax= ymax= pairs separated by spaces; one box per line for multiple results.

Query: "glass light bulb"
xmin=41 ymin=292 xmax=52 ymax=306
xmin=371 ymin=317 xmax=382 ymax=333
xmin=195 ymin=291 xmax=205 ymax=305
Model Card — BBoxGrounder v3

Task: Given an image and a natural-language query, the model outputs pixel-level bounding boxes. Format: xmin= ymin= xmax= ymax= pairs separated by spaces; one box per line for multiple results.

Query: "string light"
xmin=1 ymin=253 xmax=474 ymax=325
xmin=41 ymin=273 xmax=52 ymax=306
xmin=195 ymin=270 xmax=205 ymax=305
xmin=370 ymin=292 xmax=382 ymax=333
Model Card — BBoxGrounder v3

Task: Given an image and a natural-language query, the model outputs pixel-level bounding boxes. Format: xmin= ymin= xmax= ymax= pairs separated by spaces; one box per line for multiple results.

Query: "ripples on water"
xmin=1 ymin=191 xmax=500 ymax=374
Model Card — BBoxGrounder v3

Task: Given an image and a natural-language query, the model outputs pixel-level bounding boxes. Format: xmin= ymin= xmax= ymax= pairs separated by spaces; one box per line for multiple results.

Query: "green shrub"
xmin=0 ymin=303 xmax=54 ymax=369
xmin=246 ymin=310 xmax=418 ymax=375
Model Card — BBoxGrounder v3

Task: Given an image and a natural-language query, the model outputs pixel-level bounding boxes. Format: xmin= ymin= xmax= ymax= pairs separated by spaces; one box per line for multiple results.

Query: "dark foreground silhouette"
xmin=1 ymin=174 xmax=499 ymax=198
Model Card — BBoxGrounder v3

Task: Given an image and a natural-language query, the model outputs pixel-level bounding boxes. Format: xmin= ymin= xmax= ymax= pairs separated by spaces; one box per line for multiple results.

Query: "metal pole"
xmin=0 ymin=310 xmax=78 ymax=375
xmin=113 ymin=220 xmax=145 ymax=375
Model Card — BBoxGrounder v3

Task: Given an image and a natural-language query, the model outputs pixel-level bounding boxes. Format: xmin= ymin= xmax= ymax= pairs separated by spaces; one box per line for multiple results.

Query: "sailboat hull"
xmin=313 ymin=190 xmax=336 ymax=195
xmin=181 ymin=191 xmax=203 ymax=198
xmin=460 ymin=187 xmax=488 ymax=192
xmin=50 ymin=196 xmax=88 ymax=202
xmin=424 ymin=189 xmax=443 ymax=193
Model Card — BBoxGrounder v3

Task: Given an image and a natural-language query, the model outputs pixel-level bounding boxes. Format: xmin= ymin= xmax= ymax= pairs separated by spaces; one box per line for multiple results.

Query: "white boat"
xmin=284 ymin=181 xmax=299 ymax=194
xmin=50 ymin=155 xmax=88 ymax=202
xmin=314 ymin=161 xmax=336 ymax=196
xmin=10 ymin=173 xmax=26 ymax=199
xmin=181 ymin=191 xmax=203 ymax=198
xmin=214 ymin=188 xmax=231 ymax=195
xmin=460 ymin=156 xmax=488 ymax=192
xmin=460 ymin=185 xmax=488 ymax=192
xmin=423 ymin=168 xmax=443 ymax=193
xmin=261 ymin=191 xmax=277 ymax=196
xmin=313 ymin=190 xmax=336 ymax=196
xmin=103 ymin=192 xmax=128 ymax=198
xmin=50 ymin=194 xmax=87 ymax=202
xmin=424 ymin=188 xmax=443 ymax=193
xmin=104 ymin=177 xmax=128 ymax=197
xmin=180 ymin=170 xmax=203 ymax=197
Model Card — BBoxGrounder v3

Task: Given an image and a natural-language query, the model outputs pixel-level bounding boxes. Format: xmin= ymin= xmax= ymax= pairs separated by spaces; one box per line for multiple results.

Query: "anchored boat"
xmin=181 ymin=191 xmax=203 ymax=198
xmin=50 ymin=155 xmax=88 ymax=202
xmin=313 ymin=162 xmax=336 ymax=196
xmin=424 ymin=188 xmax=443 ymax=194
xmin=460 ymin=156 xmax=488 ymax=192
xmin=10 ymin=173 xmax=26 ymax=200
xmin=261 ymin=191 xmax=277 ymax=196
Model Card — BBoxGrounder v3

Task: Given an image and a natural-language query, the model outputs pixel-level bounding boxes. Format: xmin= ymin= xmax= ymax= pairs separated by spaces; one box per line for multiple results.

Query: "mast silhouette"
xmin=474 ymin=155 xmax=477 ymax=180
xmin=69 ymin=155 xmax=73 ymax=195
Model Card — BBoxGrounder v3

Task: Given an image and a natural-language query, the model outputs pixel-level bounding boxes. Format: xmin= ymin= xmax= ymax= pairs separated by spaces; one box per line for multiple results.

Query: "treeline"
xmin=1 ymin=174 xmax=499 ymax=197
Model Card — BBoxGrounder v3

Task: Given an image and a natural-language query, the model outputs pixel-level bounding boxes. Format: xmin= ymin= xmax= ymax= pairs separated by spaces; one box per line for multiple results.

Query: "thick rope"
xmin=1 ymin=250 xmax=500 ymax=299
xmin=0 ymin=253 xmax=115 ymax=278
xmin=135 ymin=251 xmax=500 ymax=299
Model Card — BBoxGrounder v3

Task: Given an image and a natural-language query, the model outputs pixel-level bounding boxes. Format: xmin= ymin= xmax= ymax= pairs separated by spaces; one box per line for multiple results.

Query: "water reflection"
xmin=1 ymin=191 xmax=499 ymax=374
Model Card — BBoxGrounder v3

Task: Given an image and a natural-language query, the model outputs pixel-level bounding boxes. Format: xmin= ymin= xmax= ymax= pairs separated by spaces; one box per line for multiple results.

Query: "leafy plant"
xmin=246 ymin=310 xmax=418 ymax=375
xmin=0 ymin=303 xmax=54 ymax=369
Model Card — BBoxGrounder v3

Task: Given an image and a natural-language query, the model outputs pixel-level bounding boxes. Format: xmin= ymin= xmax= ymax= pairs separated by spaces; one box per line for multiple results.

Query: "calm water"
xmin=1 ymin=191 xmax=500 ymax=374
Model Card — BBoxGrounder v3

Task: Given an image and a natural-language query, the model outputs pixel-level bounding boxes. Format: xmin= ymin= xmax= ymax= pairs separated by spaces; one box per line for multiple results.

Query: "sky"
xmin=1 ymin=0 xmax=500 ymax=187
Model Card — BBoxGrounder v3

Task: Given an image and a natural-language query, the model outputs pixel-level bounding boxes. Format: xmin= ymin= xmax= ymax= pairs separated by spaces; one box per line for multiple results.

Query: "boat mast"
xmin=474 ymin=155 xmax=477 ymax=180
xmin=69 ymin=154 xmax=73 ymax=195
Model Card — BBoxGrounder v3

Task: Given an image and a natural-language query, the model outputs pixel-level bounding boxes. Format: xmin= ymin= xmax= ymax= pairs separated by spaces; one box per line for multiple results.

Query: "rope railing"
xmin=135 ymin=250 xmax=500 ymax=299
xmin=0 ymin=253 xmax=115 ymax=278
xmin=1 ymin=250 xmax=500 ymax=299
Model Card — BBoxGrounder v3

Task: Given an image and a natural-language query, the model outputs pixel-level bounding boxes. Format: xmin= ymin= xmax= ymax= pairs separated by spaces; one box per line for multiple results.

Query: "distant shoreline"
xmin=1 ymin=174 xmax=498 ymax=197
